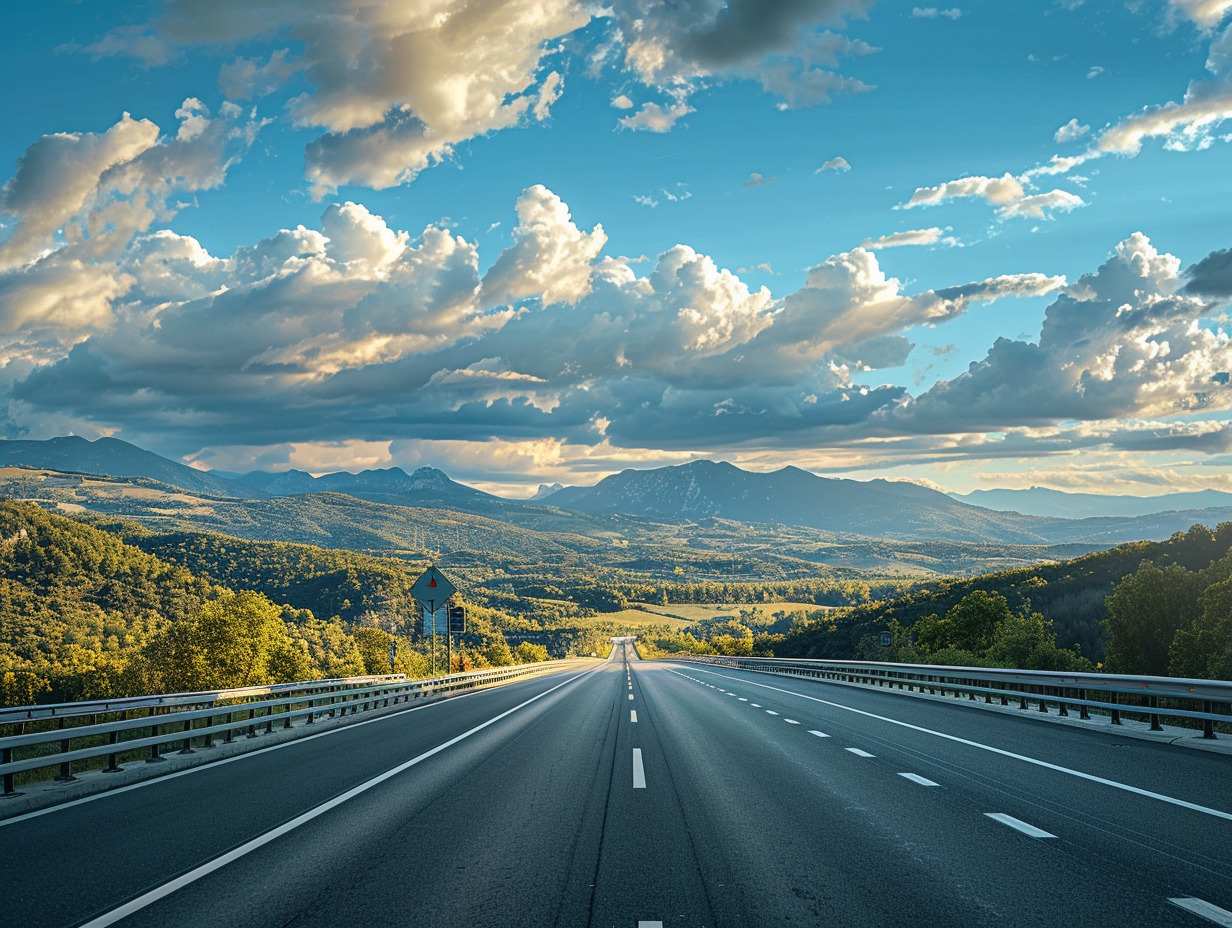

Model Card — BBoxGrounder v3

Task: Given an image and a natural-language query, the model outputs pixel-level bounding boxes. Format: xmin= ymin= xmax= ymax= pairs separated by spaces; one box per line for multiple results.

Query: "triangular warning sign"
xmin=428 ymin=577 xmax=437 ymax=588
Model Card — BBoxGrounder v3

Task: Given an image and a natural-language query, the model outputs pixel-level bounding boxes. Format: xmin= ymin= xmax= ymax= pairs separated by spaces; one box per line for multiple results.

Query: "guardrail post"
xmin=103 ymin=728 xmax=121 ymax=772
xmin=223 ymin=711 xmax=234 ymax=743
xmin=1147 ymin=695 xmax=1163 ymax=732
xmin=55 ymin=717 xmax=76 ymax=781
xmin=147 ymin=712 xmax=165 ymax=763
xmin=283 ymin=703 xmax=293 ymax=730
xmin=265 ymin=707 xmax=274 ymax=734
xmin=1202 ymin=702 xmax=1216 ymax=739
xmin=1079 ymin=690 xmax=1090 ymax=720
xmin=1038 ymin=688 xmax=1049 ymax=713
xmin=3 ymin=746 xmax=18 ymax=796
xmin=1058 ymin=693 xmax=1069 ymax=717
xmin=247 ymin=707 xmax=258 ymax=738
xmin=1110 ymin=692 xmax=1121 ymax=725
xmin=203 ymin=715 xmax=215 ymax=748
xmin=177 ymin=717 xmax=195 ymax=754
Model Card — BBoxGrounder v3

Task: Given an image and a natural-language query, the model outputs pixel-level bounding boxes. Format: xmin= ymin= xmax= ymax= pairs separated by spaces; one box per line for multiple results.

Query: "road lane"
xmin=0 ymin=664 xmax=602 ymax=928
xmin=666 ymin=661 xmax=1232 ymax=922
xmin=2 ymin=641 xmax=1229 ymax=928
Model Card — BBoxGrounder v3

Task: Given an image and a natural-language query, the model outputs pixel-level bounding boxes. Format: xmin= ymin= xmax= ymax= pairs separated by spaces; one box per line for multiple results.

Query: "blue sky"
xmin=1 ymin=0 xmax=1231 ymax=496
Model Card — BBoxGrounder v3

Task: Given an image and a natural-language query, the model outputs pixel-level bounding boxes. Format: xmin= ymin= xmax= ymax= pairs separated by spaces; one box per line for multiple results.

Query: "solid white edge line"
xmin=632 ymin=748 xmax=647 ymax=789
xmin=678 ymin=667 xmax=1232 ymax=823
xmin=846 ymin=748 xmax=875 ymax=758
xmin=984 ymin=812 xmax=1057 ymax=838
xmin=1170 ymin=897 xmax=1232 ymax=926
xmin=899 ymin=772 xmax=940 ymax=787
xmin=808 ymin=730 xmax=830 ymax=738
xmin=631 ymin=710 xmax=637 ymax=723
xmin=0 ymin=676 xmax=543 ymax=830
xmin=74 ymin=670 xmax=592 ymax=928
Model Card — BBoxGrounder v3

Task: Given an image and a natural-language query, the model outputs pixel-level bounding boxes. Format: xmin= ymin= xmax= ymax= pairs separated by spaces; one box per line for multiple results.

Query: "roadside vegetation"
xmin=4 ymin=498 xmax=1232 ymax=709
xmin=0 ymin=502 xmax=609 ymax=707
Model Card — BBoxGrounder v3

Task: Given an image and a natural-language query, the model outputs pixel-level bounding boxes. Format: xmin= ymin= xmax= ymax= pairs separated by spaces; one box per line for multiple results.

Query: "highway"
xmin=2 ymin=640 xmax=1230 ymax=928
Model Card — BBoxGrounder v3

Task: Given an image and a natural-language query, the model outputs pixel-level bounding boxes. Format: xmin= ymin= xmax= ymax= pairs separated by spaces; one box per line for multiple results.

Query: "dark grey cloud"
xmin=1185 ymin=246 xmax=1232 ymax=297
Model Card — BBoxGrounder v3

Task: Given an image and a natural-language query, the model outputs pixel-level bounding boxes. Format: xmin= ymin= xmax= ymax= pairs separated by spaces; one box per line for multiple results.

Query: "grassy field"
xmin=592 ymin=608 xmax=694 ymax=630
xmin=630 ymin=602 xmax=827 ymax=623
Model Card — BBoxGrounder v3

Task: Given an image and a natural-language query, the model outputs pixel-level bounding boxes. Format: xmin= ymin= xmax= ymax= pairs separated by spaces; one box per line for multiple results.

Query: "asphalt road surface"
xmin=3 ymin=640 xmax=1230 ymax=928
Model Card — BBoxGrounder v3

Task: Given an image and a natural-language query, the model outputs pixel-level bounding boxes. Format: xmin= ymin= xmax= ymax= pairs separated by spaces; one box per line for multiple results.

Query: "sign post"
xmin=411 ymin=566 xmax=458 ymax=676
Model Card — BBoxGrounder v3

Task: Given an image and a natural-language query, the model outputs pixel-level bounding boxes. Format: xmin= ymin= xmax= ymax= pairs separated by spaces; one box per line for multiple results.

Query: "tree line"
xmin=0 ymin=503 xmax=604 ymax=708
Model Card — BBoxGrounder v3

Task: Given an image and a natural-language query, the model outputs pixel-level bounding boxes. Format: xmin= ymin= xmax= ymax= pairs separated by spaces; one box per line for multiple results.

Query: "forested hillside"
xmin=0 ymin=503 xmax=602 ymax=708
xmin=773 ymin=523 xmax=1232 ymax=670
xmin=104 ymin=524 xmax=424 ymax=626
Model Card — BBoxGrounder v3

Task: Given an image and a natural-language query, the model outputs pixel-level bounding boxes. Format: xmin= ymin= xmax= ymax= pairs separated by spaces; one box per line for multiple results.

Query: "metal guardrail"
xmin=0 ymin=675 xmax=409 ymax=724
xmin=683 ymin=656 xmax=1232 ymax=739
xmin=0 ymin=662 xmax=582 ymax=796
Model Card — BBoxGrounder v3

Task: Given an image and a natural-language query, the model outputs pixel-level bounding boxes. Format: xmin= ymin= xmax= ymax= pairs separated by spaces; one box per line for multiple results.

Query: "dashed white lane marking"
xmin=784 ymin=719 xmax=800 ymax=725
xmin=808 ymin=730 xmax=830 ymax=738
xmin=633 ymin=748 xmax=647 ymax=789
xmin=766 ymin=710 xmax=780 ymax=716
xmin=631 ymin=710 xmax=638 ymax=723
xmin=687 ymin=668 xmax=1232 ymax=824
xmin=628 ymin=694 xmax=634 ymax=701
xmin=984 ymin=813 xmax=1056 ymax=838
xmin=846 ymin=748 xmax=875 ymax=758
xmin=638 ymin=922 xmax=665 ymax=928
xmin=751 ymin=704 xmax=762 ymax=708
xmin=1170 ymin=898 xmax=1232 ymax=926
xmin=899 ymin=773 xmax=940 ymax=787
xmin=738 ymin=698 xmax=748 ymax=702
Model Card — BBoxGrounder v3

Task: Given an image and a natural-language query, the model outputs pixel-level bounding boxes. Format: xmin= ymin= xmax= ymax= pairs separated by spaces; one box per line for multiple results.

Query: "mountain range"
xmin=952 ymin=486 xmax=1232 ymax=519
xmin=4 ymin=436 xmax=1232 ymax=548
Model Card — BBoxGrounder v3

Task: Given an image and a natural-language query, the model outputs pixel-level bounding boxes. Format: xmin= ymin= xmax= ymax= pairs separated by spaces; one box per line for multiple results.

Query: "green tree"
xmin=139 ymin=590 xmax=292 ymax=692
xmin=1169 ymin=575 xmax=1232 ymax=679
xmin=912 ymin=613 xmax=951 ymax=653
xmin=481 ymin=635 xmax=515 ymax=667
xmin=1104 ymin=563 xmax=1202 ymax=675
xmin=352 ymin=626 xmax=396 ymax=675
xmin=513 ymin=641 xmax=550 ymax=663
xmin=986 ymin=611 xmax=1092 ymax=672
xmin=945 ymin=590 xmax=1011 ymax=652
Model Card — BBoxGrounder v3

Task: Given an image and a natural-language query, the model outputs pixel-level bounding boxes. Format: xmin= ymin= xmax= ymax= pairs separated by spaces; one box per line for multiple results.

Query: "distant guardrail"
xmin=682 ymin=656 xmax=1232 ymax=739
xmin=0 ymin=661 xmax=584 ymax=797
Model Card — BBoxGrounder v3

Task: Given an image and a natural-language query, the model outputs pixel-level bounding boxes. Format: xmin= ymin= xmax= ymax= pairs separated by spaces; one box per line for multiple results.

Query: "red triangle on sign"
xmin=428 ymin=577 xmax=437 ymax=587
